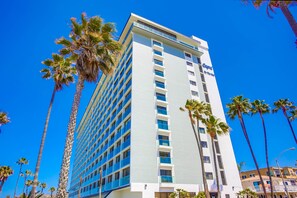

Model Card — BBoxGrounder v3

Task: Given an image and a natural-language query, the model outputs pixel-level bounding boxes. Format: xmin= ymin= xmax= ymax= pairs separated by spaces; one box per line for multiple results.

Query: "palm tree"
xmin=25 ymin=180 xmax=33 ymax=195
xmin=272 ymin=99 xmax=297 ymax=144
xmin=203 ymin=115 xmax=229 ymax=198
xmin=180 ymin=99 xmax=211 ymax=198
xmin=39 ymin=183 xmax=46 ymax=193
xmin=237 ymin=161 xmax=246 ymax=172
xmin=14 ymin=158 xmax=29 ymax=197
xmin=251 ymin=99 xmax=273 ymax=197
xmin=30 ymin=54 xmax=76 ymax=197
xmin=22 ymin=170 xmax=33 ymax=194
xmin=226 ymin=96 xmax=267 ymax=197
xmin=54 ymin=13 xmax=121 ymax=197
xmin=0 ymin=112 xmax=10 ymax=133
xmin=237 ymin=188 xmax=257 ymax=198
xmin=0 ymin=166 xmax=13 ymax=192
xmin=245 ymin=0 xmax=297 ymax=45
xmin=49 ymin=187 xmax=55 ymax=198
xmin=289 ymin=109 xmax=297 ymax=121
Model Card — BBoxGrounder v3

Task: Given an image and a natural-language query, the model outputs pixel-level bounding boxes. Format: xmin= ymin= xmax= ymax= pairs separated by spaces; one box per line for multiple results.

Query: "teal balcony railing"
xmin=122 ymin=138 xmax=130 ymax=150
xmin=159 ymin=139 xmax=170 ymax=146
xmin=161 ymin=176 xmax=173 ymax=183
xmin=121 ymin=156 xmax=130 ymax=167
xmin=113 ymin=179 xmax=120 ymax=188
xmin=113 ymin=162 xmax=120 ymax=171
xmin=120 ymin=175 xmax=130 ymax=186
xmin=160 ymin=157 xmax=171 ymax=164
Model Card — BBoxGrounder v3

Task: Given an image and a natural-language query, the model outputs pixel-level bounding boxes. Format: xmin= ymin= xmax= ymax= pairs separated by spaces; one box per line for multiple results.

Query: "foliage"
xmin=0 ymin=112 xmax=10 ymax=126
xmin=194 ymin=192 xmax=206 ymax=198
xmin=226 ymin=95 xmax=251 ymax=119
xmin=237 ymin=161 xmax=246 ymax=172
xmin=169 ymin=189 xmax=191 ymax=198
xmin=237 ymin=188 xmax=257 ymax=198
xmin=19 ymin=191 xmax=43 ymax=198
xmin=289 ymin=109 xmax=297 ymax=121
xmin=0 ymin=166 xmax=13 ymax=192
xmin=203 ymin=115 xmax=229 ymax=138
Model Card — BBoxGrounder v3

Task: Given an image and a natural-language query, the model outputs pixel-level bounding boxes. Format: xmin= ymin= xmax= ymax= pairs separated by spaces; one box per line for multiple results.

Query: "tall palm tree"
xmin=246 ymin=0 xmax=297 ymax=45
xmin=0 ymin=112 xmax=10 ymax=133
xmin=237 ymin=161 xmax=246 ymax=173
xmin=31 ymin=54 xmax=76 ymax=197
xmin=55 ymin=13 xmax=121 ymax=197
xmin=39 ymin=183 xmax=46 ymax=193
xmin=203 ymin=115 xmax=229 ymax=198
xmin=289 ymin=109 xmax=297 ymax=121
xmin=49 ymin=187 xmax=55 ymax=198
xmin=272 ymin=98 xmax=297 ymax=144
xmin=25 ymin=180 xmax=33 ymax=196
xmin=22 ymin=170 xmax=33 ymax=194
xmin=14 ymin=158 xmax=28 ymax=197
xmin=0 ymin=166 xmax=13 ymax=192
xmin=226 ymin=96 xmax=267 ymax=197
xmin=180 ymin=99 xmax=211 ymax=198
xmin=251 ymin=99 xmax=273 ymax=197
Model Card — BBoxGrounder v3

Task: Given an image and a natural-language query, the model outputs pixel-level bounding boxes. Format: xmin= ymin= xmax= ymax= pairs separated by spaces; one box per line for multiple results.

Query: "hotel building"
xmin=68 ymin=14 xmax=242 ymax=198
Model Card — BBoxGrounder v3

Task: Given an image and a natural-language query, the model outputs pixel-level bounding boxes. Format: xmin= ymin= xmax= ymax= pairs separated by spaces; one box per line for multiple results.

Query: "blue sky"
xmin=0 ymin=0 xmax=296 ymax=196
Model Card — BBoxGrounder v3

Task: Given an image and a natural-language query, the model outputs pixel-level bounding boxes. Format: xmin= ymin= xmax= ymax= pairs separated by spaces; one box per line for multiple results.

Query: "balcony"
xmin=122 ymin=138 xmax=131 ymax=150
xmin=159 ymin=139 xmax=170 ymax=146
xmin=113 ymin=162 xmax=120 ymax=171
xmin=160 ymin=157 xmax=171 ymax=164
xmin=160 ymin=176 xmax=173 ymax=183
xmin=121 ymin=156 xmax=130 ymax=167
xmin=112 ymin=179 xmax=120 ymax=188
xmin=120 ymin=175 xmax=130 ymax=186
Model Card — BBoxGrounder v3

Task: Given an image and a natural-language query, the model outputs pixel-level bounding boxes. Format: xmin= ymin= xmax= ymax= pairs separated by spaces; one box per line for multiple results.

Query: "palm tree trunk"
xmin=279 ymin=2 xmax=297 ymax=38
xmin=0 ymin=179 xmax=5 ymax=192
xmin=23 ymin=175 xmax=27 ymax=194
xmin=26 ymin=185 xmax=29 ymax=196
xmin=211 ymin=138 xmax=220 ymax=198
xmin=238 ymin=114 xmax=268 ymax=198
xmin=196 ymin=118 xmax=210 ymax=198
xmin=260 ymin=113 xmax=273 ymax=198
xmin=283 ymin=110 xmax=297 ymax=144
xmin=31 ymin=87 xmax=56 ymax=198
xmin=14 ymin=165 xmax=22 ymax=198
xmin=56 ymin=75 xmax=85 ymax=198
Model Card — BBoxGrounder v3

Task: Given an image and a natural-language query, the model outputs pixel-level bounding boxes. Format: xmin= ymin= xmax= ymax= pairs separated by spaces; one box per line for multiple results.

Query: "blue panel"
xmin=193 ymin=56 xmax=199 ymax=64
xmin=133 ymin=33 xmax=151 ymax=47
xmin=163 ymin=44 xmax=184 ymax=59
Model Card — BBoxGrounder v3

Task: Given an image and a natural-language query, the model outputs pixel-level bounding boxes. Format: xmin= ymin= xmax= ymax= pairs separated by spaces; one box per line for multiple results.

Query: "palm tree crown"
xmin=289 ymin=109 xmax=297 ymax=121
xmin=0 ymin=166 xmax=13 ymax=192
xmin=272 ymin=98 xmax=296 ymax=113
xmin=226 ymin=95 xmax=251 ymax=119
xmin=203 ymin=115 xmax=230 ymax=138
xmin=0 ymin=112 xmax=10 ymax=126
xmin=251 ymin=99 xmax=270 ymax=115
xmin=56 ymin=13 xmax=122 ymax=82
xmin=17 ymin=158 xmax=29 ymax=166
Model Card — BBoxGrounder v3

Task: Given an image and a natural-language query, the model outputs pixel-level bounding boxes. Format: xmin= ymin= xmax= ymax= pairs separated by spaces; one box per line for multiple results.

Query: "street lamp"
xmin=275 ymin=147 xmax=296 ymax=198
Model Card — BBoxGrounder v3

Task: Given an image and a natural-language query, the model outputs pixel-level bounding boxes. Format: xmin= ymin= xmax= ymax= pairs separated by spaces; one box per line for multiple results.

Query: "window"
xmin=221 ymin=171 xmax=227 ymax=185
xmin=215 ymin=142 xmax=221 ymax=154
xmin=115 ymin=172 xmax=120 ymax=180
xmin=250 ymin=174 xmax=255 ymax=177
xmin=123 ymin=149 xmax=130 ymax=158
xmin=154 ymin=59 xmax=163 ymax=66
xmin=242 ymin=175 xmax=247 ymax=179
xmin=188 ymin=70 xmax=195 ymax=76
xmin=225 ymin=194 xmax=230 ymax=198
xmin=160 ymin=169 xmax=172 ymax=176
xmin=203 ymin=156 xmax=211 ymax=163
xmin=123 ymin=167 xmax=130 ymax=176
xmin=186 ymin=61 xmax=193 ymax=66
xmin=218 ymin=156 xmax=224 ymax=169
xmin=199 ymin=128 xmax=205 ymax=134
xmin=155 ymin=81 xmax=165 ymax=89
xmin=156 ymin=93 xmax=166 ymax=101
xmin=201 ymin=141 xmax=208 ymax=148
xmin=185 ymin=53 xmax=191 ymax=58
xmin=189 ymin=80 xmax=196 ymax=86
xmin=206 ymin=172 xmax=213 ymax=180
xmin=155 ymin=70 xmax=164 ymax=77
xmin=157 ymin=106 xmax=167 ymax=115
xmin=203 ymin=83 xmax=208 ymax=92
xmin=199 ymin=65 xmax=203 ymax=73
xmin=197 ymin=57 xmax=201 ymax=64
xmin=191 ymin=91 xmax=198 ymax=96
xmin=153 ymin=40 xmax=162 ymax=47
xmin=154 ymin=49 xmax=162 ymax=56
xmin=158 ymin=119 xmax=169 ymax=130
xmin=205 ymin=93 xmax=210 ymax=103
xmin=200 ymin=74 xmax=205 ymax=82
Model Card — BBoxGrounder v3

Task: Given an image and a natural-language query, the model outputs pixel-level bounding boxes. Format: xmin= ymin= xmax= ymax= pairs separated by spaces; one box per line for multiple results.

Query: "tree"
xmin=20 ymin=191 xmax=42 ymax=198
xmin=49 ymin=187 xmax=55 ymax=198
xmin=237 ymin=161 xmax=246 ymax=172
xmin=0 ymin=112 xmax=10 ymax=133
xmin=237 ymin=188 xmax=257 ymax=198
xmin=14 ymin=158 xmax=29 ymax=197
xmin=289 ymin=109 xmax=297 ymax=121
xmin=55 ymin=13 xmax=121 ymax=197
xmin=245 ymin=0 xmax=297 ymax=45
xmin=25 ymin=180 xmax=33 ymax=196
xmin=0 ymin=166 xmax=13 ymax=192
xmin=226 ymin=96 xmax=267 ymax=197
xmin=272 ymin=98 xmax=297 ymax=144
xmin=180 ymin=99 xmax=211 ymax=198
xmin=22 ymin=170 xmax=33 ymax=194
xmin=251 ymin=99 xmax=273 ymax=198
xmin=203 ymin=115 xmax=230 ymax=198
xmin=31 ymin=54 xmax=76 ymax=197
xmin=169 ymin=189 xmax=191 ymax=198
xmin=39 ymin=183 xmax=46 ymax=193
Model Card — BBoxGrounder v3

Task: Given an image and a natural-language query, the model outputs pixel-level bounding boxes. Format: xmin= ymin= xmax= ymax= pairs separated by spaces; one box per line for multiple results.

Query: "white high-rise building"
xmin=69 ymin=13 xmax=242 ymax=198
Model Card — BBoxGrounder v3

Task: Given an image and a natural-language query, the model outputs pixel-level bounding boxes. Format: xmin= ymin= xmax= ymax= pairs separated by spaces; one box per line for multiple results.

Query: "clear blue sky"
xmin=0 ymin=0 xmax=296 ymax=196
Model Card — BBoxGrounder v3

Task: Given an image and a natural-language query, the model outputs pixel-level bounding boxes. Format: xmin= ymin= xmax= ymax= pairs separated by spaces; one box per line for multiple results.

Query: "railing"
xmin=158 ymin=123 xmax=169 ymax=130
xmin=159 ymin=139 xmax=170 ymax=146
xmin=255 ymin=185 xmax=297 ymax=192
xmin=160 ymin=157 xmax=171 ymax=164
xmin=120 ymin=175 xmax=130 ymax=186
xmin=134 ymin=22 xmax=199 ymax=51
xmin=121 ymin=156 xmax=130 ymax=167
xmin=122 ymin=138 xmax=131 ymax=150
xmin=156 ymin=81 xmax=165 ymax=89
xmin=161 ymin=176 xmax=173 ymax=183
xmin=114 ymin=146 xmax=121 ymax=155
xmin=157 ymin=108 xmax=167 ymax=115
xmin=156 ymin=95 xmax=166 ymax=101
xmin=155 ymin=70 xmax=164 ymax=77
xmin=113 ymin=162 xmax=120 ymax=171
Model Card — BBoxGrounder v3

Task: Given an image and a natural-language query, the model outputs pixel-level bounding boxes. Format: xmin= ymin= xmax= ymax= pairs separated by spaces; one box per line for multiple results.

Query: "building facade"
xmin=240 ymin=167 xmax=297 ymax=198
xmin=69 ymin=14 xmax=242 ymax=198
